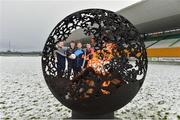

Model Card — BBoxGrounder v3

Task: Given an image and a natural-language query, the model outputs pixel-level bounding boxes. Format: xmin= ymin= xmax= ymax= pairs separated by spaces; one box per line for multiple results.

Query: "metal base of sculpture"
xmin=72 ymin=111 xmax=114 ymax=119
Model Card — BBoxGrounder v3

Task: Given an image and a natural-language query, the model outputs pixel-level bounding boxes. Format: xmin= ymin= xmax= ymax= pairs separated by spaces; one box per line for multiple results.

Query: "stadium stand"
xmin=149 ymin=38 xmax=179 ymax=48
xmin=145 ymin=33 xmax=180 ymax=57
xmin=117 ymin=0 xmax=180 ymax=60
xmin=145 ymin=41 xmax=157 ymax=48
xmin=170 ymin=39 xmax=180 ymax=47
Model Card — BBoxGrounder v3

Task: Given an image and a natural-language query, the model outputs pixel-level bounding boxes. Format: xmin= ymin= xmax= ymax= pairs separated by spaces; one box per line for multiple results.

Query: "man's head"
xmin=57 ymin=41 xmax=64 ymax=48
xmin=102 ymin=40 xmax=107 ymax=48
xmin=90 ymin=37 xmax=95 ymax=45
xmin=86 ymin=43 xmax=91 ymax=49
xmin=77 ymin=42 xmax=82 ymax=49
xmin=70 ymin=41 xmax=76 ymax=49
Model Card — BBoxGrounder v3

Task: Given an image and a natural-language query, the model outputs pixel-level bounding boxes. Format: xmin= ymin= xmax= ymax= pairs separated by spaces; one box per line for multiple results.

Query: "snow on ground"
xmin=0 ymin=56 xmax=180 ymax=119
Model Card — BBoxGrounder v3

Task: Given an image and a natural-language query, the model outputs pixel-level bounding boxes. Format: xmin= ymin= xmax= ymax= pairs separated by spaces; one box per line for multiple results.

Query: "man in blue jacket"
xmin=74 ymin=42 xmax=85 ymax=73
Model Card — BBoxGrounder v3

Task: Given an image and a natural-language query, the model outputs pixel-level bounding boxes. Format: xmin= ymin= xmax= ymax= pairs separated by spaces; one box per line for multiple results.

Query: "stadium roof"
xmin=116 ymin=0 xmax=180 ymax=34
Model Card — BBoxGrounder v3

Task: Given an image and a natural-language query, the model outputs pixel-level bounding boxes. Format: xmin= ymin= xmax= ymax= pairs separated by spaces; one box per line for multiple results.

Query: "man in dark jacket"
xmin=84 ymin=43 xmax=94 ymax=67
xmin=55 ymin=41 xmax=66 ymax=77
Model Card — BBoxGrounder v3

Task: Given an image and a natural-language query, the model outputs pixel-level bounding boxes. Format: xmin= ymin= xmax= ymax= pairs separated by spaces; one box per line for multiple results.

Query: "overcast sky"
xmin=0 ymin=0 xmax=140 ymax=52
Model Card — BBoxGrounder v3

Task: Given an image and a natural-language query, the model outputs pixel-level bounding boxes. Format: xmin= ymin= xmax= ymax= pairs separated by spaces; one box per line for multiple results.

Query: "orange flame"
xmin=87 ymin=42 xmax=117 ymax=76
xmin=82 ymin=42 xmax=121 ymax=97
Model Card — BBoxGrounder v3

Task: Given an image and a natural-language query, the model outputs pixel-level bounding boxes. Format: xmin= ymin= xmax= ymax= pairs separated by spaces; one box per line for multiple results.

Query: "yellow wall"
xmin=147 ymin=47 xmax=180 ymax=57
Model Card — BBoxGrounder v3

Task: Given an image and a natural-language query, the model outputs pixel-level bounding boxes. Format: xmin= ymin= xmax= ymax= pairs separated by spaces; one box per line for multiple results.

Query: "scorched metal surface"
xmin=41 ymin=9 xmax=148 ymax=116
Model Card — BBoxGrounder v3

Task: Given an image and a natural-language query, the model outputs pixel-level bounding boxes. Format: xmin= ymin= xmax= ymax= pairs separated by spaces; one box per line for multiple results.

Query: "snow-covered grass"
xmin=0 ymin=56 xmax=180 ymax=119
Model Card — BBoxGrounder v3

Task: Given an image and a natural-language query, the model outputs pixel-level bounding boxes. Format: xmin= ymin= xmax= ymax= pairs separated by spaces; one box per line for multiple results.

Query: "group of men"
xmin=55 ymin=40 xmax=94 ymax=78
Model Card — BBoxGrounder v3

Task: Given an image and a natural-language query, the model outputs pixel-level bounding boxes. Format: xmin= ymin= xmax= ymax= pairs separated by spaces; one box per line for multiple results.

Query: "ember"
xmin=102 ymin=80 xmax=111 ymax=87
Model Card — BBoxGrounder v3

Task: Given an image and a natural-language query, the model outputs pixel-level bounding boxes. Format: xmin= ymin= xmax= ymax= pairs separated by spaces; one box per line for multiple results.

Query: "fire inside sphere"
xmin=42 ymin=9 xmax=148 ymax=114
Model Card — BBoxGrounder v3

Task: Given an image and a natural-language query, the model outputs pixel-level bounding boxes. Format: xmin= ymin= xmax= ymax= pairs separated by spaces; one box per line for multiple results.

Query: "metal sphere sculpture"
xmin=42 ymin=9 xmax=148 ymax=116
